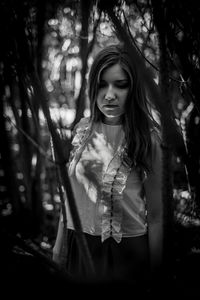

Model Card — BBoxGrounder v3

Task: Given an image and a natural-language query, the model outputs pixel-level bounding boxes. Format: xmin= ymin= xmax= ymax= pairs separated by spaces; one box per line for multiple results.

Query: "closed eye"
xmin=115 ymin=81 xmax=129 ymax=88
xmin=98 ymin=80 xmax=129 ymax=89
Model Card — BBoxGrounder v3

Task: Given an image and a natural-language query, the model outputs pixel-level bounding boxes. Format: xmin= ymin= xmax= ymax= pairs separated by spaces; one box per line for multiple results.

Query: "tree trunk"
xmin=151 ymin=0 xmax=175 ymax=272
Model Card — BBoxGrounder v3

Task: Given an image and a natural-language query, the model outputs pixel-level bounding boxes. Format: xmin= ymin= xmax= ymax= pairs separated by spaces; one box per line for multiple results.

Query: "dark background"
xmin=1 ymin=0 xmax=200 ymax=297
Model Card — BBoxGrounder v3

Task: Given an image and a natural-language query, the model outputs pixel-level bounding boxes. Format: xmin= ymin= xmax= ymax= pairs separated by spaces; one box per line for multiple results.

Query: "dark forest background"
xmin=1 ymin=0 xmax=200 ymax=297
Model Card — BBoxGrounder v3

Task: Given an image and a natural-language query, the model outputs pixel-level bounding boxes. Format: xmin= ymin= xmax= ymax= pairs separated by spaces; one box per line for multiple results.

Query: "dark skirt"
xmin=65 ymin=229 xmax=150 ymax=285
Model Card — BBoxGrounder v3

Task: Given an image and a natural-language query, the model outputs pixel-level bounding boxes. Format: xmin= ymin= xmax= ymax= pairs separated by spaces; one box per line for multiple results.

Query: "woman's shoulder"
xmin=72 ymin=117 xmax=90 ymax=135
xmin=71 ymin=117 xmax=91 ymax=146
xmin=77 ymin=116 xmax=90 ymax=126
xmin=150 ymin=128 xmax=162 ymax=161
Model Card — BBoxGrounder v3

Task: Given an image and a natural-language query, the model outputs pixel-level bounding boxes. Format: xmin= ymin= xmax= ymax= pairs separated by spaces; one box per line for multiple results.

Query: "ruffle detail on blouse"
xmin=100 ymin=145 xmax=133 ymax=243
xmin=68 ymin=117 xmax=91 ymax=175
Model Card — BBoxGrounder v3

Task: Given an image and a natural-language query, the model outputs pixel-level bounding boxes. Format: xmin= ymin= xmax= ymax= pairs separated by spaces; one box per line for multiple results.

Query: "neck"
xmin=102 ymin=115 xmax=124 ymax=125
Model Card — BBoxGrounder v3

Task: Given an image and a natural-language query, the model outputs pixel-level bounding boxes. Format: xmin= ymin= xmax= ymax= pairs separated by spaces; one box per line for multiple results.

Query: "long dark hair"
xmin=88 ymin=44 xmax=160 ymax=172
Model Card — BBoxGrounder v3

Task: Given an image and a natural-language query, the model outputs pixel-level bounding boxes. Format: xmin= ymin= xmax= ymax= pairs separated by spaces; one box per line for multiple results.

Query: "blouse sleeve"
xmin=52 ymin=211 xmax=64 ymax=264
xmin=145 ymin=130 xmax=163 ymax=221
xmin=144 ymin=130 xmax=163 ymax=271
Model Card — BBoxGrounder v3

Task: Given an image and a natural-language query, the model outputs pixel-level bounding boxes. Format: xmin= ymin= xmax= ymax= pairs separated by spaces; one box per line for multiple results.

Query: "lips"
xmin=103 ymin=104 xmax=118 ymax=108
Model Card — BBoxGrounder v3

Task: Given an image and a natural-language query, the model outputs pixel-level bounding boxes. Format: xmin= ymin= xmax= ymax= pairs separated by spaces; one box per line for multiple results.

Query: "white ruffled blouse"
xmin=65 ymin=117 xmax=148 ymax=243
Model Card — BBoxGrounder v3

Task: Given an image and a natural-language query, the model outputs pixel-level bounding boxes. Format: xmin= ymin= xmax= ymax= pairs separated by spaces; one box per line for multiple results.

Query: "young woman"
xmin=53 ymin=44 xmax=163 ymax=284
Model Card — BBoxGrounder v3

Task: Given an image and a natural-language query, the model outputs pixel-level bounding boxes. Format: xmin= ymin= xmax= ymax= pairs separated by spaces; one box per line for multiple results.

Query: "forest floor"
xmin=1 ymin=225 xmax=200 ymax=299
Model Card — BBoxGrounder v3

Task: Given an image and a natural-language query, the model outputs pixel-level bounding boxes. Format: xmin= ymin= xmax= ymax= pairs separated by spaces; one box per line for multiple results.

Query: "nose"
xmin=105 ymin=85 xmax=116 ymax=100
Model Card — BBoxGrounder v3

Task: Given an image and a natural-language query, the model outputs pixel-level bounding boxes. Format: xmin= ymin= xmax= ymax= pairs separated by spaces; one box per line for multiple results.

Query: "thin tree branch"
xmin=104 ymin=5 xmax=186 ymax=160
xmin=31 ymin=71 xmax=95 ymax=277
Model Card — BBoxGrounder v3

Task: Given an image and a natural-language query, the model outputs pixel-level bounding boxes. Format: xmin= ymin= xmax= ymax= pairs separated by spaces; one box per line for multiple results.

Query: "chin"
xmin=104 ymin=113 xmax=122 ymax=118
xmin=105 ymin=114 xmax=117 ymax=118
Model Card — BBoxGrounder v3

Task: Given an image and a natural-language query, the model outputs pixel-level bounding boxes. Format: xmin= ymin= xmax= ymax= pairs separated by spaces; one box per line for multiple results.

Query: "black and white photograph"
xmin=1 ymin=0 xmax=200 ymax=298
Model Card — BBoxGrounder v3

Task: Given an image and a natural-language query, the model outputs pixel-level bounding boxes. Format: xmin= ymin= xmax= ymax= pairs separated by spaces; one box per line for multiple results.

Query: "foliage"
xmin=0 ymin=0 xmax=200 ymax=277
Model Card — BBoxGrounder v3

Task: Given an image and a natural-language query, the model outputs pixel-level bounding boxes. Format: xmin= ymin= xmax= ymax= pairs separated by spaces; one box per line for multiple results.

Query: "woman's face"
xmin=96 ymin=63 xmax=129 ymax=125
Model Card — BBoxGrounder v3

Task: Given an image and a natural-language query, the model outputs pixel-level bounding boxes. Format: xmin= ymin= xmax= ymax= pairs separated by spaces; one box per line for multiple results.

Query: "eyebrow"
xmin=99 ymin=79 xmax=129 ymax=82
xmin=115 ymin=79 xmax=129 ymax=82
